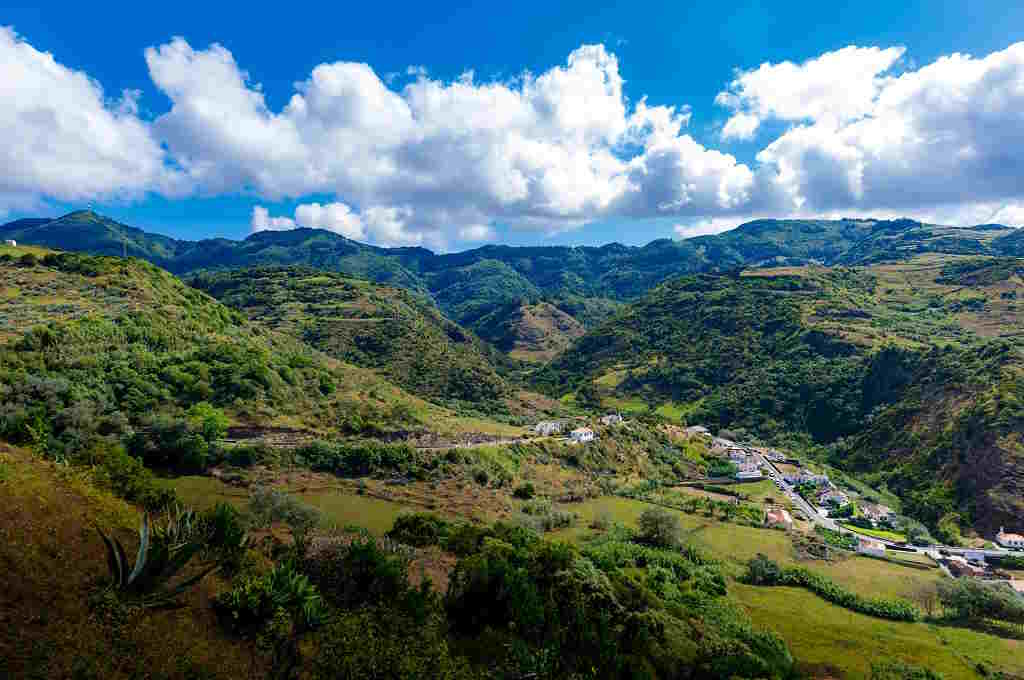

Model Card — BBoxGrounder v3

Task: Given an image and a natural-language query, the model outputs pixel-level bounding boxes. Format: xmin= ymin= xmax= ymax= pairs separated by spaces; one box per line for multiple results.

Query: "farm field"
xmin=168 ymin=475 xmax=416 ymax=535
xmin=733 ymin=584 xmax=1024 ymax=680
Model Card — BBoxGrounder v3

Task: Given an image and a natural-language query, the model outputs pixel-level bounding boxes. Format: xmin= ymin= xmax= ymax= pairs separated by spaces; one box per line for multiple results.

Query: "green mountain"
xmin=189 ymin=266 xmax=509 ymax=406
xmin=540 ymin=255 xmax=1024 ymax=539
xmin=4 ymin=211 xmax=1019 ymax=339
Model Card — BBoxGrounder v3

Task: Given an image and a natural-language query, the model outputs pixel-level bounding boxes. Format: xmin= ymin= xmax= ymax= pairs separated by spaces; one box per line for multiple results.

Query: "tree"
xmin=186 ymin=401 xmax=230 ymax=441
xmin=637 ymin=508 xmax=680 ymax=548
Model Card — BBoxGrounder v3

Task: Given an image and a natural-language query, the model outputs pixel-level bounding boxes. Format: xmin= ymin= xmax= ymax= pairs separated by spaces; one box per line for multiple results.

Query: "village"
xmin=533 ymin=414 xmax=1024 ymax=599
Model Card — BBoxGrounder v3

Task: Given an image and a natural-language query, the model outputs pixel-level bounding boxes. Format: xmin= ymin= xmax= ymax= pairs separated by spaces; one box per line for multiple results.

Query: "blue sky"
xmin=3 ymin=0 xmax=1024 ymax=249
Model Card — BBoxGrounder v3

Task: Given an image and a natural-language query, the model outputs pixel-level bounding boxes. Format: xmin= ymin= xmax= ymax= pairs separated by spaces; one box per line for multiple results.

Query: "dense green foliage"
xmin=542 ymin=267 xmax=1024 ymax=536
xmin=0 ymin=252 xmax=452 ymax=480
xmin=190 ymin=266 xmax=508 ymax=406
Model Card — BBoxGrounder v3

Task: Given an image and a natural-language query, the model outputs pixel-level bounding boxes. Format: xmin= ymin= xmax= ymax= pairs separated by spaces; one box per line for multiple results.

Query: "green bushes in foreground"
xmin=743 ymin=554 xmax=920 ymax=622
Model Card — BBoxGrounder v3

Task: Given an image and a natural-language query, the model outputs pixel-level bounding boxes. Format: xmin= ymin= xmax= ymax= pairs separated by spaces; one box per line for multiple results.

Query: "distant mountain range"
xmin=3 ymin=210 xmax=1020 ymax=338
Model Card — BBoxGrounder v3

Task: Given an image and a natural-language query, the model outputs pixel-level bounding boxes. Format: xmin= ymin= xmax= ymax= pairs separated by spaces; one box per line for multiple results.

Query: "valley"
xmin=1 ymin=214 xmax=1022 ymax=679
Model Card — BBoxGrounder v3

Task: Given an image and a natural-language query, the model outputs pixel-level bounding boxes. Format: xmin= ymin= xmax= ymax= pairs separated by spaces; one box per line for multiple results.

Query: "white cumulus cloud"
xmin=2 ymin=29 xmax=1023 ymax=240
xmin=0 ymin=26 xmax=181 ymax=215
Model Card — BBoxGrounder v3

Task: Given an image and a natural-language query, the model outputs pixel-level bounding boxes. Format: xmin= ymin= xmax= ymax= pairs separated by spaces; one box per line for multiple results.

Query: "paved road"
xmin=752 ymin=451 xmax=1016 ymax=560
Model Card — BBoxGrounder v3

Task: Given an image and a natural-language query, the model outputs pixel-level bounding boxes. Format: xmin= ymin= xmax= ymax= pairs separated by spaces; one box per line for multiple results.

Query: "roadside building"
xmin=996 ymin=527 xmax=1024 ymax=549
xmin=765 ymin=507 xmax=793 ymax=530
xmin=685 ymin=425 xmax=710 ymax=437
xmin=534 ymin=420 xmax=564 ymax=436
xmin=857 ymin=538 xmax=887 ymax=558
xmin=569 ymin=427 xmax=595 ymax=444
xmin=600 ymin=413 xmax=623 ymax=426
xmin=736 ymin=469 xmax=763 ymax=481
xmin=3 ymin=239 xmax=15 ymax=247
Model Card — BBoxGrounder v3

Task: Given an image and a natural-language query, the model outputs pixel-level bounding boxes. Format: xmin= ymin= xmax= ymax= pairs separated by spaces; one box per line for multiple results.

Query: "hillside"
xmin=5 ymin=211 xmax=1019 ymax=342
xmin=540 ymin=255 xmax=1024 ymax=540
xmin=189 ymin=266 xmax=509 ymax=406
xmin=472 ymin=301 xmax=588 ymax=362
xmin=0 ymin=248 xmax=522 ymax=465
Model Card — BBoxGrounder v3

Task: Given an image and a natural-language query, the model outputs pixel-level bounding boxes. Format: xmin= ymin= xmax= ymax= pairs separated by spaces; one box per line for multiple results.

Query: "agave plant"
xmin=97 ymin=512 xmax=219 ymax=608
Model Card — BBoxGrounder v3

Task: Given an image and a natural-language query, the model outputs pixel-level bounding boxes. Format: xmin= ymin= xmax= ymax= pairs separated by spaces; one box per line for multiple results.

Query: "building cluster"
xmin=533 ymin=413 xmax=622 ymax=445
xmin=708 ymin=440 xmax=765 ymax=480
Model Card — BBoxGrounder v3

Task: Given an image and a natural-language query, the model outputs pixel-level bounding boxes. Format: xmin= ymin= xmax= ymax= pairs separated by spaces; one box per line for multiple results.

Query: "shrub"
xmin=387 ymin=513 xmax=452 ymax=548
xmin=512 ymin=482 xmax=535 ymax=499
xmin=248 ymin=487 xmax=321 ymax=556
xmin=472 ymin=467 xmax=489 ymax=486
xmin=312 ymin=607 xmax=478 ymax=680
xmin=214 ymin=563 xmax=325 ymax=633
xmin=303 ymin=537 xmax=413 ymax=611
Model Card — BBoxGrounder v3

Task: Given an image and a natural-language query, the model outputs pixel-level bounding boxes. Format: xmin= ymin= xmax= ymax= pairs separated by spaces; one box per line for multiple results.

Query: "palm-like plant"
xmin=96 ymin=510 xmax=220 ymax=608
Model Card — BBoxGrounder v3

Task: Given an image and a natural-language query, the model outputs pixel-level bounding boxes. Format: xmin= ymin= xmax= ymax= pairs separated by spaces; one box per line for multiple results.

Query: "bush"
xmin=248 ymin=487 xmax=321 ymax=556
xmin=471 ymin=467 xmax=489 ymax=486
xmin=512 ymin=482 xmax=535 ymax=499
xmin=91 ymin=445 xmax=178 ymax=511
xmin=303 ymin=537 xmax=414 ymax=611
xmin=199 ymin=502 xmax=249 ymax=571
xmin=387 ymin=513 xmax=452 ymax=548
xmin=214 ymin=563 xmax=325 ymax=633
xmin=312 ymin=607 xmax=478 ymax=680
xmin=637 ymin=507 xmax=680 ymax=548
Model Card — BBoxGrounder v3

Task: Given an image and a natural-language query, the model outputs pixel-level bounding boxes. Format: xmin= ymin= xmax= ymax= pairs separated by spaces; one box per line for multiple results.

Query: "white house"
xmin=996 ymin=527 xmax=1024 ymax=549
xmin=736 ymin=469 xmax=763 ymax=481
xmin=3 ymin=239 xmax=15 ymax=247
xmin=685 ymin=425 xmax=711 ymax=437
xmin=569 ymin=427 xmax=595 ymax=444
xmin=857 ymin=538 xmax=887 ymax=558
xmin=600 ymin=413 xmax=623 ymax=426
xmin=534 ymin=420 xmax=564 ymax=436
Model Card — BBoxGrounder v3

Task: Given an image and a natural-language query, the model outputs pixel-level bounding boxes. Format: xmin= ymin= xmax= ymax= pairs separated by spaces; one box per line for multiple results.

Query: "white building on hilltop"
xmin=997 ymin=527 xmax=1024 ymax=549
xmin=569 ymin=427 xmax=595 ymax=444
xmin=3 ymin=239 xmax=15 ymax=247
xmin=600 ymin=413 xmax=623 ymax=426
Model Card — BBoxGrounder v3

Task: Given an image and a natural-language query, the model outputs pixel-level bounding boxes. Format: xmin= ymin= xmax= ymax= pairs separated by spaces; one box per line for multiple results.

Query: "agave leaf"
xmin=97 ymin=526 xmax=123 ymax=587
xmin=126 ymin=514 xmax=150 ymax=586
xmin=113 ymin=540 xmax=132 ymax=585
xmin=163 ymin=564 xmax=220 ymax=597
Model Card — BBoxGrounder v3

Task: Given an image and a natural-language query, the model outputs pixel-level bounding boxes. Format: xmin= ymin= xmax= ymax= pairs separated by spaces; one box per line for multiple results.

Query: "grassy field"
xmin=560 ymin=496 xmax=944 ymax=598
xmin=296 ymin=488 xmax=410 ymax=535
xmin=733 ymin=584 xmax=1024 ymax=680
xmin=168 ymin=475 xmax=413 ymax=535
